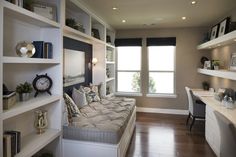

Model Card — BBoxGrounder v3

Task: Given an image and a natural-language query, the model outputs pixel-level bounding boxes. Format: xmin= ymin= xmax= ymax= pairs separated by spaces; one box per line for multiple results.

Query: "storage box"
xmin=3 ymin=92 xmax=16 ymax=110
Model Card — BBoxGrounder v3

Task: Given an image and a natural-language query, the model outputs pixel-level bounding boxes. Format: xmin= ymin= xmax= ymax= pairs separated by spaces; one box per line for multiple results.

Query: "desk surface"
xmin=192 ymin=89 xmax=236 ymax=125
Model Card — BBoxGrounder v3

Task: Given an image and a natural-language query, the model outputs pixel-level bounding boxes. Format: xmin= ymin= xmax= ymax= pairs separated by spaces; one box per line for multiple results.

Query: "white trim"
xmin=115 ymin=92 xmax=143 ymax=97
xmin=137 ymin=107 xmax=188 ymax=115
xmin=146 ymin=93 xmax=177 ymax=98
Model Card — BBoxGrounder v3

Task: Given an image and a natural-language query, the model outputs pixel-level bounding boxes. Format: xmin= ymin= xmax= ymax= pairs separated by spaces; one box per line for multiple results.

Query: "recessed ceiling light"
xmin=182 ymin=17 xmax=186 ymax=20
xmin=122 ymin=20 xmax=126 ymax=23
xmin=191 ymin=1 xmax=197 ymax=5
xmin=112 ymin=7 xmax=118 ymax=10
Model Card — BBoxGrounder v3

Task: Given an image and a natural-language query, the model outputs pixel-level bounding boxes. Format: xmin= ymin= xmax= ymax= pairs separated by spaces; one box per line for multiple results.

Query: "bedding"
xmin=63 ymin=96 xmax=135 ymax=144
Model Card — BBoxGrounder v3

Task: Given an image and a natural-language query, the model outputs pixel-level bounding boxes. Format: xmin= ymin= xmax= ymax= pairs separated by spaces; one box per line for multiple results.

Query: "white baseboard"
xmin=136 ymin=107 xmax=188 ymax=115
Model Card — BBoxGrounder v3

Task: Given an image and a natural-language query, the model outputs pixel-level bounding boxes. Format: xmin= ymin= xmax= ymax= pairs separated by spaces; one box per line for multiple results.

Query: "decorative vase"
xmin=16 ymin=41 xmax=35 ymax=58
xmin=34 ymin=110 xmax=48 ymax=134
xmin=214 ymin=66 xmax=219 ymax=70
xmin=19 ymin=93 xmax=30 ymax=101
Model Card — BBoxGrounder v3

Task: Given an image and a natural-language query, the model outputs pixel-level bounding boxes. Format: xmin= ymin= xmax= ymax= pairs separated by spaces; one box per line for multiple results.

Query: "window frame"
xmin=115 ymin=46 xmax=142 ymax=95
xmin=146 ymin=45 xmax=177 ymax=97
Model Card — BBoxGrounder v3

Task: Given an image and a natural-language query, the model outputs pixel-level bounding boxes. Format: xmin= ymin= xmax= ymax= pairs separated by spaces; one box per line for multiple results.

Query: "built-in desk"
xmin=192 ymin=90 xmax=236 ymax=157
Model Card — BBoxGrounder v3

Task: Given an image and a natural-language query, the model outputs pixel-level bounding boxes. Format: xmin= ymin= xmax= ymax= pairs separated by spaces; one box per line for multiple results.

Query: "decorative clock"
xmin=33 ymin=73 xmax=53 ymax=97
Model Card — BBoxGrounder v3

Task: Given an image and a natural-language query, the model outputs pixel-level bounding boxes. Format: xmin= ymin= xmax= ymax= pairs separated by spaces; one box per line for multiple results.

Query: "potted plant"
xmin=16 ymin=82 xmax=33 ymax=101
xmin=212 ymin=60 xmax=220 ymax=70
xmin=202 ymin=81 xmax=210 ymax=91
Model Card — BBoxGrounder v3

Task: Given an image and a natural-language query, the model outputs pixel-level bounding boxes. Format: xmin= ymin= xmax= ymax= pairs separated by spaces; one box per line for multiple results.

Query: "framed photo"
xmin=210 ymin=24 xmax=219 ymax=40
xmin=230 ymin=53 xmax=236 ymax=71
xmin=218 ymin=17 xmax=230 ymax=37
xmin=32 ymin=2 xmax=57 ymax=21
xmin=204 ymin=61 xmax=212 ymax=69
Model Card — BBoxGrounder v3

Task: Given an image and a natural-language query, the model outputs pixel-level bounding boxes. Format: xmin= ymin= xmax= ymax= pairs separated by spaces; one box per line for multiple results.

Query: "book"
xmin=3 ymin=134 xmax=11 ymax=157
xmin=32 ymin=41 xmax=44 ymax=58
xmin=5 ymin=131 xmax=21 ymax=156
xmin=44 ymin=42 xmax=53 ymax=59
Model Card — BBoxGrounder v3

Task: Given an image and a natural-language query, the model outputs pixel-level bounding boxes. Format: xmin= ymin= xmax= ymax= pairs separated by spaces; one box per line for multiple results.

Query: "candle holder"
xmin=34 ymin=110 xmax=48 ymax=134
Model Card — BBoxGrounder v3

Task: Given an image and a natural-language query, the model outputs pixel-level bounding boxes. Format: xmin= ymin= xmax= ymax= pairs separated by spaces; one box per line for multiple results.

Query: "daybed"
xmin=62 ymin=95 xmax=136 ymax=157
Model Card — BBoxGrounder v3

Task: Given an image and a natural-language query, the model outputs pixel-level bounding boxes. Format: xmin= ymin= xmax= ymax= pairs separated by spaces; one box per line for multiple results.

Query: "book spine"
xmin=3 ymin=134 xmax=12 ymax=157
xmin=5 ymin=131 xmax=21 ymax=156
xmin=32 ymin=41 xmax=44 ymax=58
xmin=44 ymin=42 xmax=53 ymax=59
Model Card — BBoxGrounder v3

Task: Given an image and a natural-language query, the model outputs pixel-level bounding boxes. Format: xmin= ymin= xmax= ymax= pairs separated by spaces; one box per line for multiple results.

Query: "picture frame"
xmin=204 ymin=61 xmax=211 ymax=69
xmin=230 ymin=53 xmax=236 ymax=71
xmin=210 ymin=24 xmax=219 ymax=40
xmin=32 ymin=2 xmax=57 ymax=21
xmin=218 ymin=17 xmax=230 ymax=37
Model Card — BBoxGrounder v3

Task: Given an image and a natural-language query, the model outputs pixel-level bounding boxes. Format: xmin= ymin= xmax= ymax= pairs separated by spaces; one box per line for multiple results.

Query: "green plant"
xmin=202 ymin=81 xmax=210 ymax=90
xmin=212 ymin=60 xmax=220 ymax=66
xmin=16 ymin=82 xmax=33 ymax=93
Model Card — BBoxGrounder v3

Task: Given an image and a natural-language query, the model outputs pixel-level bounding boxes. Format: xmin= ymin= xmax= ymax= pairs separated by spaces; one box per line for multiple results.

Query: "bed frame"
xmin=62 ymin=107 xmax=136 ymax=157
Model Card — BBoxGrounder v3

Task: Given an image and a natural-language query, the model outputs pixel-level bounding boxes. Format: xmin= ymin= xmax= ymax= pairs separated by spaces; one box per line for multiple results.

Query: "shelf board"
xmin=15 ymin=129 xmax=61 ymax=157
xmin=197 ymin=68 xmax=236 ymax=80
xmin=2 ymin=95 xmax=60 ymax=120
xmin=106 ymin=77 xmax=115 ymax=82
xmin=3 ymin=1 xmax=60 ymax=28
xmin=3 ymin=56 xmax=60 ymax=64
xmin=106 ymin=61 xmax=115 ymax=64
xmin=197 ymin=30 xmax=236 ymax=50
xmin=106 ymin=43 xmax=115 ymax=49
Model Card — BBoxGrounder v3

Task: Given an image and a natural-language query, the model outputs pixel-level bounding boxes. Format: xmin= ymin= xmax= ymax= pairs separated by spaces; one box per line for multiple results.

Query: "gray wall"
xmin=116 ymin=27 xmax=209 ymax=110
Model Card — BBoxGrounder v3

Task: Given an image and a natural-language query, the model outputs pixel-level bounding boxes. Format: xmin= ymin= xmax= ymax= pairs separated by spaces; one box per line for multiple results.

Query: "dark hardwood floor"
xmin=126 ymin=112 xmax=216 ymax=157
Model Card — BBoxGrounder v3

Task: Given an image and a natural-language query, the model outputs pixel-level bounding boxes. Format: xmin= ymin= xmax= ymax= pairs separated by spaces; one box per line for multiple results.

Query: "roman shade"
xmin=146 ymin=37 xmax=176 ymax=46
xmin=115 ymin=38 xmax=142 ymax=47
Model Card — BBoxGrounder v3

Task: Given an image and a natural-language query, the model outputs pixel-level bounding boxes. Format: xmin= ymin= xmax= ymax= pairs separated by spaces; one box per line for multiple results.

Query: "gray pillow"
xmin=72 ymin=88 xmax=88 ymax=108
xmin=63 ymin=93 xmax=80 ymax=117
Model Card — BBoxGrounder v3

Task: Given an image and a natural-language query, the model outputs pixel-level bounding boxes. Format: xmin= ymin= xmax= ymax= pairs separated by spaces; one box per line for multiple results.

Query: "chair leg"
xmin=190 ymin=117 xmax=195 ymax=131
xmin=186 ymin=113 xmax=191 ymax=126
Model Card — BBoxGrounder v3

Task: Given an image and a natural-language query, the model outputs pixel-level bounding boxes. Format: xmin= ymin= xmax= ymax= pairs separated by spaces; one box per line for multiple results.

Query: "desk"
xmin=192 ymin=89 xmax=236 ymax=157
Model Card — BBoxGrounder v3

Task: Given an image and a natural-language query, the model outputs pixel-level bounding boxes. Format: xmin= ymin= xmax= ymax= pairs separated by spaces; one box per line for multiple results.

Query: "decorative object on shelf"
xmin=106 ymin=67 xmax=110 ymax=78
xmin=16 ymin=82 xmax=33 ymax=101
xmin=23 ymin=0 xmax=34 ymax=11
xmin=202 ymin=81 xmax=210 ymax=91
xmin=92 ymin=57 xmax=98 ymax=66
xmin=200 ymin=56 xmax=209 ymax=68
xmin=92 ymin=28 xmax=100 ymax=39
xmin=106 ymin=35 xmax=111 ymax=44
xmin=6 ymin=0 xmax=23 ymax=7
xmin=66 ymin=18 xmax=85 ymax=33
xmin=230 ymin=53 xmax=236 ymax=71
xmin=210 ymin=24 xmax=219 ymax=40
xmin=32 ymin=41 xmax=53 ymax=59
xmin=44 ymin=42 xmax=53 ymax=59
xmin=34 ymin=110 xmax=48 ymax=134
xmin=33 ymin=73 xmax=53 ymax=97
xmin=4 ymin=130 xmax=21 ymax=156
xmin=212 ymin=60 xmax=220 ymax=70
xmin=218 ymin=17 xmax=230 ymax=37
xmin=204 ymin=60 xmax=211 ymax=69
xmin=3 ymin=84 xmax=16 ymax=110
xmin=32 ymin=2 xmax=57 ymax=21
xmin=229 ymin=21 xmax=236 ymax=32
xmin=16 ymin=41 xmax=36 ymax=58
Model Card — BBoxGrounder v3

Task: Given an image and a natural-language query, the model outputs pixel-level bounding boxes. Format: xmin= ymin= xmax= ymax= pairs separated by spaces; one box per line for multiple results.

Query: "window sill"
xmin=115 ymin=92 xmax=143 ymax=97
xmin=146 ymin=94 xmax=177 ymax=98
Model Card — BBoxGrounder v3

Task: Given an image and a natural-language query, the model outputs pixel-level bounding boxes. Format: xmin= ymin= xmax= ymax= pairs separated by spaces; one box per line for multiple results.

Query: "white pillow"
xmin=72 ymin=88 xmax=88 ymax=108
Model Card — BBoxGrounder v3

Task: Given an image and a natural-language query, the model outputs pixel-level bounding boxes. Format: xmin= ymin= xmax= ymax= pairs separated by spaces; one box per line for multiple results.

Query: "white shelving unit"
xmin=197 ymin=30 xmax=236 ymax=50
xmin=197 ymin=68 xmax=236 ymax=81
xmin=0 ymin=1 xmax=63 ymax=157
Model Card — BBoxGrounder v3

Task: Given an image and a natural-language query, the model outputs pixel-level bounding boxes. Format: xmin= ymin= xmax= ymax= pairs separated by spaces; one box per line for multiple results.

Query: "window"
xmin=115 ymin=38 xmax=142 ymax=93
xmin=147 ymin=37 xmax=176 ymax=95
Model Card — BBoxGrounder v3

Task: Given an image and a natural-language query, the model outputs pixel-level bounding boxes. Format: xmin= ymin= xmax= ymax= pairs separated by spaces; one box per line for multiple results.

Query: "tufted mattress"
xmin=63 ymin=97 xmax=136 ymax=144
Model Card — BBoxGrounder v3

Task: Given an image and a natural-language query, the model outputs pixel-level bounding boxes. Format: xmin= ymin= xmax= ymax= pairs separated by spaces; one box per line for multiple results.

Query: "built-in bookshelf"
xmin=0 ymin=0 xmax=63 ymax=156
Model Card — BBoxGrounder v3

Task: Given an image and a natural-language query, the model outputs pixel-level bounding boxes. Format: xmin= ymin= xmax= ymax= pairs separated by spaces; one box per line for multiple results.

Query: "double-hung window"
xmin=147 ymin=37 xmax=176 ymax=96
xmin=115 ymin=38 xmax=142 ymax=93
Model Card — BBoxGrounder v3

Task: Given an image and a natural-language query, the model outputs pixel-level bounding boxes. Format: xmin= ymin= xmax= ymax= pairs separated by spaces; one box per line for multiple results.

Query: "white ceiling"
xmin=79 ymin=0 xmax=236 ymax=29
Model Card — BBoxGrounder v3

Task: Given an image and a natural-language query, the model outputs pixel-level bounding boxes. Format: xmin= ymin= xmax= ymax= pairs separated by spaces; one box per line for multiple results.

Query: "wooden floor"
xmin=126 ymin=112 xmax=216 ymax=157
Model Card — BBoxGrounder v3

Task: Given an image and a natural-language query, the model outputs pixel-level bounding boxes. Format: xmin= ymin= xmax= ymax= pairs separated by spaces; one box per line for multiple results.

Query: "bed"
xmin=62 ymin=95 xmax=136 ymax=157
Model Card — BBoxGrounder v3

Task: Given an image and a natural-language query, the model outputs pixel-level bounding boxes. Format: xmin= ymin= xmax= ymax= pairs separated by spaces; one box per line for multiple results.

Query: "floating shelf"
xmin=197 ymin=68 xmax=236 ymax=80
xmin=106 ymin=43 xmax=115 ymax=49
xmin=3 ymin=1 xmax=60 ymax=28
xmin=3 ymin=57 xmax=60 ymax=64
xmin=2 ymin=95 xmax=60 ymax=120
xmin=197 ymin=30 xmax=236 ymax=50
xmin=106 ymin=77 xmax=115 ymax=82
xmin=15 ymin=129 xmax=61 ymax=157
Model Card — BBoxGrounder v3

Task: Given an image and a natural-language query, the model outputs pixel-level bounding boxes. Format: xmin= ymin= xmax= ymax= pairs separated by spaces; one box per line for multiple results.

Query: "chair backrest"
xmin=214 ymin=111 xmax=236 ymax=157
xmin=185 ymin=87 xmax=194 ymax=114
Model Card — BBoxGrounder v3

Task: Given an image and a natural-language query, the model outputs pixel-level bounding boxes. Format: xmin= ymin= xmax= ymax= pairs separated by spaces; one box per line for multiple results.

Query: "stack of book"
xmin=32 ymin=41 xmax=53 ymax=59
xmin=3 ymin=131 xmax=21 ymax=157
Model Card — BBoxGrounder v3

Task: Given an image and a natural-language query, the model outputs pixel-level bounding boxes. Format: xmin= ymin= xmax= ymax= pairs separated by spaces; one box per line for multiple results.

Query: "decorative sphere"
xmin=16 ymin=41 xmax=36 ymax=58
